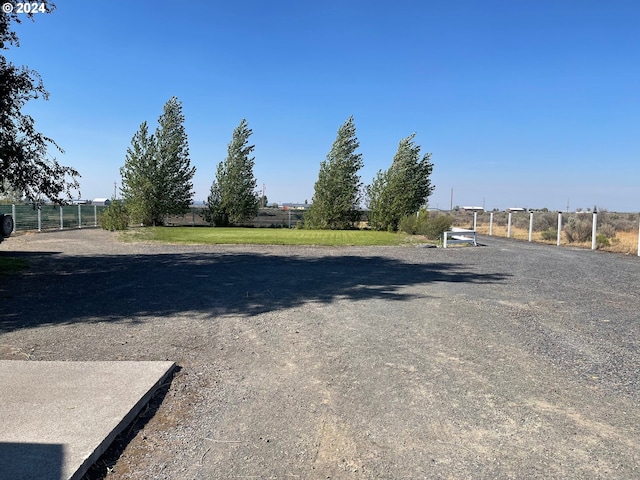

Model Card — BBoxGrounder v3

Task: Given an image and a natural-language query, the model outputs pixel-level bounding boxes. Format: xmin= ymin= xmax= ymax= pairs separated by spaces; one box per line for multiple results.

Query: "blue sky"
xmin=7 ymin=0 xmax=640 ymax=212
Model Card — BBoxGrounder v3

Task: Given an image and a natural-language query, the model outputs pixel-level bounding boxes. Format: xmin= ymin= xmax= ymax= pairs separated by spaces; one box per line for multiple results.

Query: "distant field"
xmin=126 ymin=227 xmax=412 ymax=246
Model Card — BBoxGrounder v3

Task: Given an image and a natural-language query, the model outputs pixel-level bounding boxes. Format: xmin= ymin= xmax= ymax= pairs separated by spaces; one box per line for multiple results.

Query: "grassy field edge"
xmin=122 ymin=226 xmax=420 ymax=247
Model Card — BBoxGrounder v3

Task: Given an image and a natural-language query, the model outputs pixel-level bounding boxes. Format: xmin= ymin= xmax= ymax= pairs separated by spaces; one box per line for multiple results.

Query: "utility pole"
xmin=262 ymin=183 xmax=266 ymax=208
xmin=114 ymin=181 xmax=117 ymax=199
xmin=450 ymin=187 xmax=453 ymax=211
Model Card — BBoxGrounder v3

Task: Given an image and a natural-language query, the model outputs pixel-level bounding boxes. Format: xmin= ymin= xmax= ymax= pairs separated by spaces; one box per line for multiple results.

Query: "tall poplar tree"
xmin=120 ymin=97 xmax=195 ymax=226
xmin=306 ymin=116 xmax=363 ymax=229
xmin=204 ymin=119 xmax=259 ymax=226
xmin=153 ymin=96 xmax=195 ymax=220
xmin=120 ymin=121 xmax=156 ymax=224
xmin=366 ymin=133 xmax=434 ymax=231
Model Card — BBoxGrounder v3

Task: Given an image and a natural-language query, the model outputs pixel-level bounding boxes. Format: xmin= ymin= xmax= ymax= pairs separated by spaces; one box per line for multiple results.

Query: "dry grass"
xmin=467 ymin=223 xmax=639 ymax=255
xmin=604 ymin=230 xmax=640 ymax=254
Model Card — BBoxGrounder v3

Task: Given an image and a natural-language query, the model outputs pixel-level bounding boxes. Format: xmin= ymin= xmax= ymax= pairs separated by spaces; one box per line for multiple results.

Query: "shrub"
xmin=399 ymin=210 xmax=452 ymax=240
xmin=565 ymin=216 xmax=592 ymax=243
xmin=602 ymin=213 xmax=637 ymax=232
xmin=398 ymin=214 xmax=418 ymax=235
xmin=532 ymin=212 xmax=557 ymax=232
xmin=98 ymin=200 xmax=129 ymax=231
xmin=540 ymin=228 xmax=557 ymax=241
xmin=511 ymin=212 xmax=530 ymax=230
xmin=421 ymin=214 xmax=452 ymax=240
xmin=400 ymin=210 xmax=433 ymax=235
xmin=596 ymin=233 xmax=610 ymax=249
xmin=599 ymin=223 xmax=617 ymax=239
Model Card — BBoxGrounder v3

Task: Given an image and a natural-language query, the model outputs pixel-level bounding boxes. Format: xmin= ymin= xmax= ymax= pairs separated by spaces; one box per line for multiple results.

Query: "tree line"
xmin=118 ymin=108 xmax=435 ymax=232
xmin=306 ymin=116 xmax=434 ymax=231
xmin=118 ymin=101 xmax=260 ymax=228
xmin=1 ymin=7 xmax=434 ymax=231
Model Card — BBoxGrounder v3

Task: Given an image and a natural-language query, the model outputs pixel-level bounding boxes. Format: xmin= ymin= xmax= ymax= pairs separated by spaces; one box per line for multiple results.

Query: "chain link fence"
xmin=165 ymin=207 xmax=307 ymax=228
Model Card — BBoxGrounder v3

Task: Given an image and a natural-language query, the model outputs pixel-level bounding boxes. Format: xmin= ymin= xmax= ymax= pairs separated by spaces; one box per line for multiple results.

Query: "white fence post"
xmin=37 ymin=208 xmax=41 ymax=232
xmin=78 ymin=204 xmax=82 ymax=229
xmin=557 ymin=212 xmax=562 ymax=246
xmin=11 ymin=204 xmax=16 ymax=232
xmin=507 ymin=212 xmax=512 ymax=238
xmin=489 ymin=212 xmax=493 ymax=236
xmin=529 ymin=211 xmax=533 ymax=242
xmin=94 ymin=205 xmax=98 ymax=227
xmin=60 ymin=206 xmax=63 ymax=230
xmin=473 ymin=211 xmax=477 ymax=230
xmin=591 ymin=212 xmax=597 ymax=250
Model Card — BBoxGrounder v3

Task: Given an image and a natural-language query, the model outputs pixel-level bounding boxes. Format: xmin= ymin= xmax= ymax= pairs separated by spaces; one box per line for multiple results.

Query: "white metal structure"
xmin=443 ymin=228 xmax=477 ymax=248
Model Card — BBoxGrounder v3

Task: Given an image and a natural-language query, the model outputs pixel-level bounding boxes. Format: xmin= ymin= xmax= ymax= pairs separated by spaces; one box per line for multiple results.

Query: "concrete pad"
xmin=0 ymin=360 xmax=175 ymax=480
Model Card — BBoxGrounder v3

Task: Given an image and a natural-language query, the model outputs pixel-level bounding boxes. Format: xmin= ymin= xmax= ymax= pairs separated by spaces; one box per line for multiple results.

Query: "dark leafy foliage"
xmin=0 ymin=3 xmax=81 ymax=204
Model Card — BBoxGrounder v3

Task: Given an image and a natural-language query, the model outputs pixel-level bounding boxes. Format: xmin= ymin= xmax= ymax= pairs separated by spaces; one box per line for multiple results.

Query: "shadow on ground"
xmin=0 ymin=250 xmax=510 ymax=332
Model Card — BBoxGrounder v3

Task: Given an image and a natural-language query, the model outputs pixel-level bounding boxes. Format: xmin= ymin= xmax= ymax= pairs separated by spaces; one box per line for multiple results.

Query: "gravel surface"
xmin=1 ymin=229 xmax=640 ymax=479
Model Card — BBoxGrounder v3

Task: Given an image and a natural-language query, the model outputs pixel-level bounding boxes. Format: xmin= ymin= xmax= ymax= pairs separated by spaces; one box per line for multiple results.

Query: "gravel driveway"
xmin=1 ymin=229 xmax=639 ymax=479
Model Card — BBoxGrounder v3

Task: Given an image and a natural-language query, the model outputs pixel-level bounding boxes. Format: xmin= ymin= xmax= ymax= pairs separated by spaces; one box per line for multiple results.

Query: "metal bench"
xmin=443 ymin=228 xmax=477 ymax=248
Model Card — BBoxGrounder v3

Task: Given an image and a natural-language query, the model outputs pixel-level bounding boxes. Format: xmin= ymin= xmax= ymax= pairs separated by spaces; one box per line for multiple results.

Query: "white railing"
xmin=443 ymin=228 xmax=477 ymax=248
xmin=462 ymin=210 xmax=640 ymax=256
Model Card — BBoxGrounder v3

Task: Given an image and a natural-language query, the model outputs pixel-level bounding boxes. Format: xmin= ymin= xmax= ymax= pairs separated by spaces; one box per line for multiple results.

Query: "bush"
xmin=398 ymin=214 xmax=418 ymax=235
xmin=511 ymin=212 xmax=530 ymax=230
xmin=596 ymin=233 xmax=610 ymax=249
xmin=421 ymin=214 xmax=452 ymax=240
xmin=98 ymin=200 xmax=129 ymax=231
xmin=602 ymin=213 xmax=637 ymax=232
xmin=540 ymin=228 xmax=557 ymax=241
xmin=565 ymin=216 xmax=592 ymax=243
xmin=399 ymin=210 xmax=452 ymax=240
xmin=599 ymin=223 xmax=617 ymax=239
xmin=532 ymin=212 xmax=557 ymax=232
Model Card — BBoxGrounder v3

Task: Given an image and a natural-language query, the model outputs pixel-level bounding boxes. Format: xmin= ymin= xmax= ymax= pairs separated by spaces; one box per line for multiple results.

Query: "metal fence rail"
xmin=2 ymin=205 xmax=307 ymax=232
xmin=2 ymin=204 xmax=108 ymax=233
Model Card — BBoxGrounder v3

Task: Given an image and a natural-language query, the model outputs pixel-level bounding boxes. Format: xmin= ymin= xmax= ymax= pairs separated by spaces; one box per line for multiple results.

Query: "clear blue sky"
xmin=7 ymin=0 xmax=640 ymax=212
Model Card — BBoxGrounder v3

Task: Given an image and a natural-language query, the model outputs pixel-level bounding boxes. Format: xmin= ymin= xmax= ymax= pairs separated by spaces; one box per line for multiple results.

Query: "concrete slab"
xmin=0 ymin=360 xmax=175 ymax=480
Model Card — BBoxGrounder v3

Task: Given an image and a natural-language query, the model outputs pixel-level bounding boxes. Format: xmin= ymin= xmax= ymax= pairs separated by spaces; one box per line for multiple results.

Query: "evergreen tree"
xmin=120 ymin=97 xmax=195 ymax=226
xmin=306 ymin=116 xmax=363 ymax=229
xmin=204 ymin=119 xmax=259 ymax=226
xmin=366 ymin=168 xmax=393 ymax=230
xmin=153 ymin=96 xmax=195 ymax=220
xmin=120 ymin=121 xmax=156 ymax=224
xmin=1 ymin=3 xmax=81 ymax=204
xmin=367 ymin=133 xmax=434 ymax=231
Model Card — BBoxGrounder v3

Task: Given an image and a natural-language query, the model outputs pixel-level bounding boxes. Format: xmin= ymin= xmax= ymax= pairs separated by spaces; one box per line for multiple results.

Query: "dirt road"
xmin=1 ymin=229 xmax=639 ymax=479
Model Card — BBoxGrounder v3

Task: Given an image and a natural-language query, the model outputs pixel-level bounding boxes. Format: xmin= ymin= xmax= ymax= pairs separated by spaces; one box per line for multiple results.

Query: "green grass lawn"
xmin=125 ymin=226 xmax=415 ymax=246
